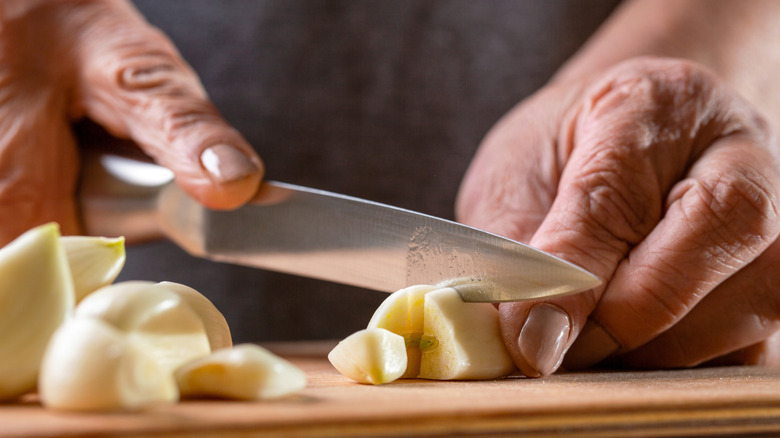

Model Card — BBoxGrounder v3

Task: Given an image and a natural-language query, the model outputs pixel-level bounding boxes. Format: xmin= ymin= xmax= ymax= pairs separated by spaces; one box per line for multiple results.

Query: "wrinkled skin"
xmin=0 ymin=0 xmax=263 ymax=245
xmin=457 ymin=57 xmax=780 ymax=376
xmin=3 ymin=0 xmax=780 ymax=376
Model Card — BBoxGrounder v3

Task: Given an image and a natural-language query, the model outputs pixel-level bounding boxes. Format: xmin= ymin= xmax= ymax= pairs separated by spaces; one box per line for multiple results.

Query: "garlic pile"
xmin=0 ymin=223 xmax=306 ymax=411
xmin=328 ymin=284 xmax=516 ymax=385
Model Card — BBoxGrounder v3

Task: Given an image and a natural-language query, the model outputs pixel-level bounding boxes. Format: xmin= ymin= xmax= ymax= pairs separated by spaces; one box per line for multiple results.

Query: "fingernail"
xmin=200 ymin=144 xmax=259 ymax=183
xmin=518 ymin=303 xmax=571 ymax=376
xmin=563 ymin=320 xmax=621 ymax=370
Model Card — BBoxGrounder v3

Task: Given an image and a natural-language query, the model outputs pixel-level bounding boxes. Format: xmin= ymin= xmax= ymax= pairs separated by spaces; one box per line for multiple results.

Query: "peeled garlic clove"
xmin=419 ymin=288 xmax=515 ymax=380
xmin=343 ymin=285 xmax=516 ymax=383
xmin=328 ymin=328 xmax=407 ymax=385
xmin=175 ymin=344 xmax=307 ymax=400
xmin=156 ymin=281 xmax=232 ymax=350
xmin=39 ymin=318 xmax=178 ymax=411
xmin=61 ymin=235 xmax=125 ymax=302
xmin=0 ymin=223 xmax=74 ymax=401
xmin=367 ymin=285 xmax=438 ymax=378
xmin=75 ymin=281 xmax=211 ymax=374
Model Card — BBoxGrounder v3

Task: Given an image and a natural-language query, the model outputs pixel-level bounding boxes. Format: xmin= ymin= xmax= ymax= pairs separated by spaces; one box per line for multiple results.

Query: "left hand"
xmin=0 ymin=0 xmax=263 ymax=245
xmin=456 ymin=56 xmax=780 ymax=377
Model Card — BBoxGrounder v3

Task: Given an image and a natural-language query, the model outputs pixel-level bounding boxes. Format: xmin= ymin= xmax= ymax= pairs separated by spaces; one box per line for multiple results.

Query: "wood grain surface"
xmin=4 ymin=341 xmax=780 ymax=437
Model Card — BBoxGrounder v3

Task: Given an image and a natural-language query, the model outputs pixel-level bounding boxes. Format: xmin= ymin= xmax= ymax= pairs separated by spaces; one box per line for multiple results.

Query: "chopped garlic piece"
xmin=175 ymin=344 xmax=307 ymax=400
xmin=328 ymin=328 xmax=407 ymax=385
xmin=419 ymin=288 xmax=515 ymax=380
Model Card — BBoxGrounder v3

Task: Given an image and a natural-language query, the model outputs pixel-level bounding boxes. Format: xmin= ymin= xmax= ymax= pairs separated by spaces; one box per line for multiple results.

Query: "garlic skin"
xmin=39 ymin=318 xmax=178 ymax=411
xmin=0 ymin=223 xmax=74 ymax=401
xmin=61 ymin=235 xmax=125 ymax=302
xmin=175 ymin=344 xmax=307 ymax=400
xmin=75 ymin=281 xmax=212 ymax=374
xmin=328 ymin=328 xmax=407 ymax=385
xmin=157 ymin=281 xmax=232 ymax=350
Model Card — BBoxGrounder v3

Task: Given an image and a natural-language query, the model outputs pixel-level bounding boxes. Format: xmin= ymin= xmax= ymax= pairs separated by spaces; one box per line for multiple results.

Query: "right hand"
xmin=0 ymin=0 xmax=263 ymax=245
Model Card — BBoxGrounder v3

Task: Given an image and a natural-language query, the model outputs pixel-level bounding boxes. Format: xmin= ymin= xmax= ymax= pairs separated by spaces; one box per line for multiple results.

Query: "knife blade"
xmin=155 ymin=180 xmax=601 ymax=302
xmin=81 ymin=153 xmax=601 ymax=302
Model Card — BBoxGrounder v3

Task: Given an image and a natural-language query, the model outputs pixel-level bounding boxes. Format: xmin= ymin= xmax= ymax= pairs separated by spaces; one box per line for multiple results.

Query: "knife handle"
xmin=79 ymin=148 xmax=170 ymax=242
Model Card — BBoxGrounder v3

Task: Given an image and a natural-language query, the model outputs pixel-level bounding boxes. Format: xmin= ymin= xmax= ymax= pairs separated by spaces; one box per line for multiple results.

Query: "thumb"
xmin=69 ymin=1 xmax=262 ymax=209
xmin=455 ymin=83 xmax=589 ymax=377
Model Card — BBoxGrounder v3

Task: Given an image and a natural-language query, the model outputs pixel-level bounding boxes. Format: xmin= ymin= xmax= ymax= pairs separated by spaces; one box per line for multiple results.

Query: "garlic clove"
xmin=156 ymin=281 xmax=232 ymax=350
xmin=175 ymin=344 xmax=307 ymax=400
xmin=328 ymin=328 xmax=407 ymax=385
xmin=0 ymin=223 xmax=74 ymax=401
xmin=75 ymin=281 xmax=211 ymax=374
xmin=419 ymin=287 xmax=515 ymax=380
xmin=39 ymin=318 xmax=178 ymax=411
xmin=61 ymin=235 xmax=125 ymax=302
xmin=367 ymin=285 xmax=438 ymax=378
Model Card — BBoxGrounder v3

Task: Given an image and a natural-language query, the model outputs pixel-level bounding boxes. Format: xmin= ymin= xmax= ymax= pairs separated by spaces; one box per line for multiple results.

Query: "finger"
xmin=500 ymin=59 xmax=695 ymax=376
xmin=703 ymin=331 xmax=780 ymax=367
xmin=68 ymin=0 xmax=262 ymax=209
xmin=564 ymin=129 xmax=780 ymax=369
xmin=612 ymin=238 xmax=780 ymax=369
xmin=0 ymin=7 xmax=81 ymax=244
xmin=500 ymin=58 xmax=778 ymax=376
xmin=455 ymin=88 xmax=589 ymax=378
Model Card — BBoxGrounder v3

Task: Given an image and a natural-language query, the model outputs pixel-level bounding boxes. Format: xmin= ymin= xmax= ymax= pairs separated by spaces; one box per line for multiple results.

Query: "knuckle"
xmin=82 ymin=17 xmax=208 ymax=104
xmin=158 ymin=101 xmax=223 ymax=137
xmin=76 ymin=9 xmax=223 ymax=138
xmin=106 ymin=40 xmax=223 ymax=137
xmin=572 ymin=162 xmax=661 ymax=248
xmin=584 ymin=57 xmax=713 ymax=124
xmin=690 ymin=164 xmax=780 ymax=261
xmin=114 ymin=52 xmax=204 ymax=100
xmin=568 ymin=58 xmax=726 ymax=252
xmin=605 ymin=56 xmax=709 ymax=93
xmin=118 ymin=52 xmax=181 ymax=92
xmin=113 ymin=36 xmax=204 ymax=99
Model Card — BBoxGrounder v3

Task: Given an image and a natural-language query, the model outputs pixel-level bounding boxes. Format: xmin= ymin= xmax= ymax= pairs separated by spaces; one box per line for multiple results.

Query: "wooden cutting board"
xmin=5 ymin=341 xmax=780 ymax=437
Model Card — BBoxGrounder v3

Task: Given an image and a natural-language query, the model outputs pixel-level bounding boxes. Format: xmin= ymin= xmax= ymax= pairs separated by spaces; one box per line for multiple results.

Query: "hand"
xmin=456 ymin=56 xmax=780 ymax=376
xmin=0 ymin=0 xmax=263 ymax=245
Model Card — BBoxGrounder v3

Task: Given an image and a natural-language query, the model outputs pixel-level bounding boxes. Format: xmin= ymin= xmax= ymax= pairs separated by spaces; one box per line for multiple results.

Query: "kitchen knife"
xmin=81 ymin=153 xmax=602 ymax=303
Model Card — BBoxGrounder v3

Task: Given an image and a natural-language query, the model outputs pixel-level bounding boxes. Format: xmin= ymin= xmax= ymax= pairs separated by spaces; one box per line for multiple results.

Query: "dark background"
xmin=121 ymin=0 xmax=621 ymax=343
